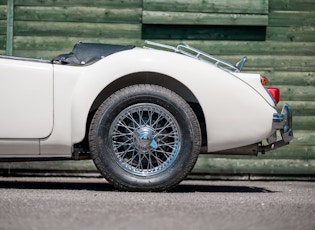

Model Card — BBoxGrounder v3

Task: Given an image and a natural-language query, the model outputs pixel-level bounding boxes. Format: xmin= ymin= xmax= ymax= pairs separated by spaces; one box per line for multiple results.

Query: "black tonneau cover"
xmin=52 ymin=42 xmax=135 ymax=65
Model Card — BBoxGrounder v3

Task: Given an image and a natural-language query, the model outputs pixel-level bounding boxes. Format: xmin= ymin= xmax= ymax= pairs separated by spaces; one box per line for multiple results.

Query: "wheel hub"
xmin=134 ymin=127 xmax=157 ymax=149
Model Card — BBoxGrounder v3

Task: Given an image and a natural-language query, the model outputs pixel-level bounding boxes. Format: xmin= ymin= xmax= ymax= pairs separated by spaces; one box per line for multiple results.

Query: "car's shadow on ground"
xmin=171 ymin=183 xmax=274 ymax=193
xmin=0 ymin=178 xmax=274 ymax=193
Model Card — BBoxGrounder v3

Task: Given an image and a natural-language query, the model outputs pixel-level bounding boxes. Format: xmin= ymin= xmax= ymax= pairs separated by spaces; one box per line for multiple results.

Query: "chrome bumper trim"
xmin=272 ymin=113 xmax=285 ymax=129
xmin=277 ymin=103 xmax=293 ymax=143
xmin=261 ymin=103 xmax=293 ymax=153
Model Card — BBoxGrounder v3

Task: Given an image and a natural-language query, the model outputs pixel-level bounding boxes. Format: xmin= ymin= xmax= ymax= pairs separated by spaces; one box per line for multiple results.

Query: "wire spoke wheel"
xmin=89 ymin=84 xmax=201 ymax=191
xmin=111 ymin=103 xmax=181 ymax=176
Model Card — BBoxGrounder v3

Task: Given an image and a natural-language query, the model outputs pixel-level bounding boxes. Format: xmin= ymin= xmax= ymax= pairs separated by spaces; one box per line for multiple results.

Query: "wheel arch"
xmin=90 ymin=72 xmax=198 ymax=109
xmin=77 ymin=72 xmax=207 ymax=152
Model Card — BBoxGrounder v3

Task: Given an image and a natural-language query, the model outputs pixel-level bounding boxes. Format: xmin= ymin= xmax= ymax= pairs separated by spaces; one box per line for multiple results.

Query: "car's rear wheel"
xmin=89 ymin=84 xmax=201 ymax=191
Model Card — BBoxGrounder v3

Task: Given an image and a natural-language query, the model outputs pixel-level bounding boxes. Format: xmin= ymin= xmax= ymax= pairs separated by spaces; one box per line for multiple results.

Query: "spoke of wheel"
xmin=151 ymin=112 xmax=164 ymax=129
xmin=136 ymin=152 xmax=146 ymax=171
xmin=154 ymin=148 xmax=172 ymax=159
xmin=115 ymin=145 xmax=134 ymax=159
xmin=157 ymin=140 xmax=177 ymax=149
xmin=150 ymin=150 xmax=166 ymax=166
xmin=112 ymin=135 xmax=133 ymax=148
xmin=137 ymin=108 xmax=146 ymax=126
xmin=148 ymin=107 xmax=154 ymax=127
xmin=126 ymin=112 xmax=140 ymax=128
xmin=125 ymin=149 xmax=139 ymax=166
xmin=116 ymin=120 xmax=136 ymax=134
xmin=146 ymin=152 xmax=155 ymax=169
xmin=154 ymin=132 xmax=179 ymax=145
xmin=153 ymin=120 xmax=174 ymax=138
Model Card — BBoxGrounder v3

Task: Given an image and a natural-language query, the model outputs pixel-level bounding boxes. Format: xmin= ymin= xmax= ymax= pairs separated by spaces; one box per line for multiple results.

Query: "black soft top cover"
xmin=52 ymin=42 xmax=135 ymax=65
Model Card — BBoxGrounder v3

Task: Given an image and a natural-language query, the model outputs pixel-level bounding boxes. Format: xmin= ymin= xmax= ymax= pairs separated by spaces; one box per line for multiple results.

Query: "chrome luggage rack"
xmin=144 ymin=40 xmax=247 ymax=73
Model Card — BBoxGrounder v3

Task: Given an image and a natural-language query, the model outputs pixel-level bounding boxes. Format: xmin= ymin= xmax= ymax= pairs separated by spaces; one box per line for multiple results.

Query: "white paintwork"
xmin=0 ymin=139 xmax=39 ymax=155
xmin=0 ymin=47 xmax=277 ymax=156
xmin=0 ymin=59 xmax=53 ymax=139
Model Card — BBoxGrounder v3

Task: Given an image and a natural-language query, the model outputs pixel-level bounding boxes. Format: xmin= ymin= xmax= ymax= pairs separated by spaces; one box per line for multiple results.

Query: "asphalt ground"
xmin=0 ymin=177 xmax=314 ymax=230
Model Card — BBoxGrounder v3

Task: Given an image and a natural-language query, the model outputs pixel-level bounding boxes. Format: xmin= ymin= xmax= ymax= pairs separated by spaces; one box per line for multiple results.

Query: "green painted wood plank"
xmin=0 ymin=5 xmax=6 ymax=19
xmin=142 ymin=25 xmax=266 ymax=41
xmin=14 ymin=21 xmax=141 ymax=38
xmin=0 ymin=20 xmax=5 ymax=35
xmin=265 ymin=71 xmax=315 ymax=87
xmin=0 ymin=34 xmax=4 ymax=47
xmin=291 ymin=130 xmax=315 ymax=148
xmin=222 ymin=55 xmax=315 ymax=72
xmin=293 ymin=116 xmax=315 ymax=130
xmin=279 ymin=85 xmax=315 ymax=102
xmin=278 ymin=101 xmax=315 ymax=116
xmin=171 ymin=41 xmax=315 ymax=56
xmin=143 ymin=0 xmax=268 ymax=14
xmin=269 ymin=11 xmax=315 ymax=27
xmin=142 ymin=11 xmax=268 ymax=26
xmin=248 ymin=56 xmax=315 ymax=72
xmin=269 ymin=0 xmax=315 ymax=11
xmin=0 ymin=160 xmax=97 ymax=172
xmin=14 ymin=0 xmax=142 ymax=8
xmin=192 ymin=158 xmax=315 ymax=175
xmin=212 ymin=41 xmax=315 ymax=56
xmin=267 ymin=26 xmax=315 ymax=42
xmin=258 ymin=145 xmax=315 ymax=160
xmin=14 ymin=6 xmax=142 ymax=23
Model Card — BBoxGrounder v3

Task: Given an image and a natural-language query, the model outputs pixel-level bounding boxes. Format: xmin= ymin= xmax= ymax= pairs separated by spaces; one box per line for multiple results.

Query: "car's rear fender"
xmin=41 ymin=48 xmax=277 ymax=154
xmin=233 ymin=72 xmax=276 ymax=107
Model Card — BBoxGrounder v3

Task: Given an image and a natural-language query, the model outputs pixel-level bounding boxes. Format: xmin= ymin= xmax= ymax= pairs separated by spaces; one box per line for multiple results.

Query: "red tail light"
xmin=267 ymin=87 xmax=280 ymax=104
xmin=261 ymin=76 xmax=268 ymax=86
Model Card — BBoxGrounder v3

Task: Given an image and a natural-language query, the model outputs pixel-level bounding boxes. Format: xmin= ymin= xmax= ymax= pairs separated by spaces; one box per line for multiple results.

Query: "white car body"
xmin=0 ymin=41 xmax=293 ymax=191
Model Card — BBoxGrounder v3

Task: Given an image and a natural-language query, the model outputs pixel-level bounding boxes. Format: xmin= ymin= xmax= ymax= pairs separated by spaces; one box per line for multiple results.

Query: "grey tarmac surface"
xmin=0 ymin=177 xmax=314 ymax=230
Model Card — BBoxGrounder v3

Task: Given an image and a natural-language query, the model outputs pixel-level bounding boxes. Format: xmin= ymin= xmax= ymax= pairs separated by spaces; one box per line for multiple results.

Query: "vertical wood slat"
xmin=5 ymin=0 xmax=13 ymax=55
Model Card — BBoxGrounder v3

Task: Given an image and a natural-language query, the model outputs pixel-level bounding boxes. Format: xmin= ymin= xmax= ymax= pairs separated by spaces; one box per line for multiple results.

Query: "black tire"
xmin=89 ymin=84 xmax=201 ymax=191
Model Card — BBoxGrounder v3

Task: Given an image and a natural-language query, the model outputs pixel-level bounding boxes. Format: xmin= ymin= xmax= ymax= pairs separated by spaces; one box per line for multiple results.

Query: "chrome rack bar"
xmin=176 ymin=43 xmax=240 ymax=72
xmin=144 ymin=40 xmax=178 ymax=52
xmin=144 ymin=40 xmax=246 ymax=73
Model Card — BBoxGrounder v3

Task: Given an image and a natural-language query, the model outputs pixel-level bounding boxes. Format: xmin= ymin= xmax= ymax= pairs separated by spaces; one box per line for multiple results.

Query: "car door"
xmin=0 ymin=58 xmax=53 ymax=154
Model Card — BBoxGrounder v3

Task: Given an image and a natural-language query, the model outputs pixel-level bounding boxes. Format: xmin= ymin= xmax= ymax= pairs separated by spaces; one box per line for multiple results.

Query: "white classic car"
xmin=0 ymin=41 xmax=293 ymax=191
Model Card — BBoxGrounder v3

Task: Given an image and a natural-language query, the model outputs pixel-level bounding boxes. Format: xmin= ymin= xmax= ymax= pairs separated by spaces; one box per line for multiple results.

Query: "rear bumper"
xmin=273 ymin=103 xmax=293 ymax=143
xmin=260 ymin=103 xmax=293 ymax=153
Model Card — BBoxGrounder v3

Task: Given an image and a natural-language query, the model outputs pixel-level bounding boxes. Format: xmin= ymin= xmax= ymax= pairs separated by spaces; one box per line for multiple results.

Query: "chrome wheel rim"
xmin=110 ymin=103 xmax=181 ymax=176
